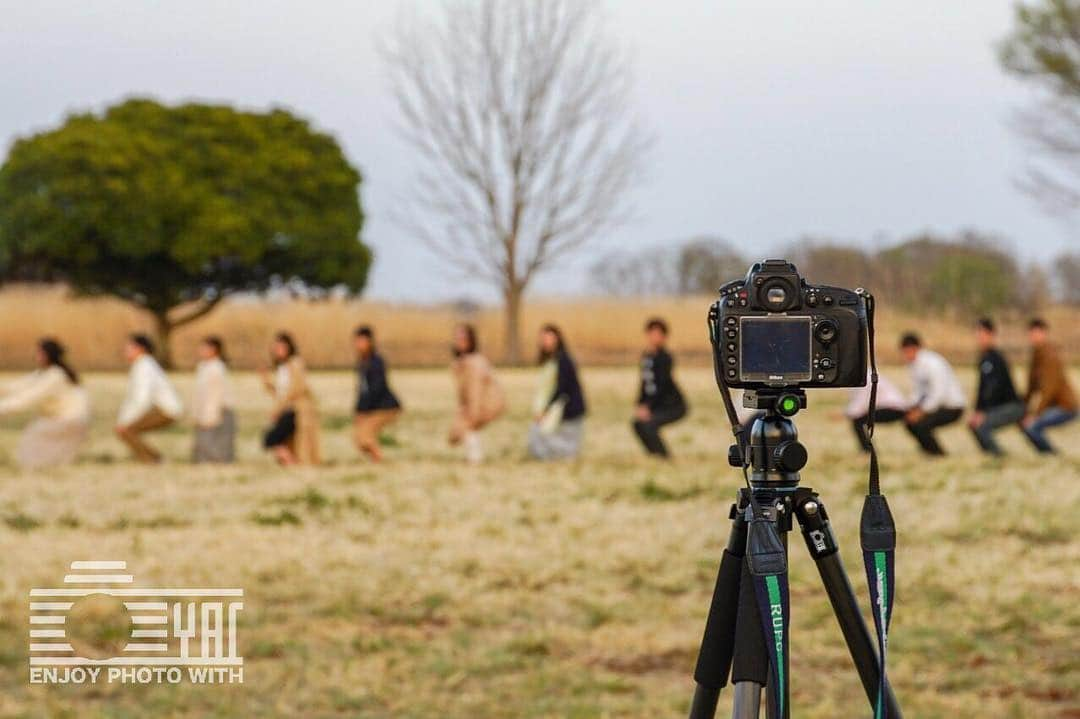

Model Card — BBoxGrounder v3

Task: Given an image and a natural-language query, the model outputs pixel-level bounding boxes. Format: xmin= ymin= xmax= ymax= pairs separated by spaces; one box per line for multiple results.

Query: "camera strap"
xmin=710 ymin=314 xmax=790 ymax=713
xmin=857 ymin=290 xmax=896 ymax=719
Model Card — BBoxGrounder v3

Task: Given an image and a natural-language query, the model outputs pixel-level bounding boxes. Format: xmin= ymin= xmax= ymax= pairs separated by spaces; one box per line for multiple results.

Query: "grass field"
xmin=0 ymin=366 xmax=1077 ymax=718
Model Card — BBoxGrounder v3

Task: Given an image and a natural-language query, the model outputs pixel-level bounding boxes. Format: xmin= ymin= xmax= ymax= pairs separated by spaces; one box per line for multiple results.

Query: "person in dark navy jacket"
xmin=353 ymin=325 xmax=402 ymax=462
xmin=632 ymin=318 xmax=688 ymax=458
xmin=528 ymin=324 xmax=586 ymax=460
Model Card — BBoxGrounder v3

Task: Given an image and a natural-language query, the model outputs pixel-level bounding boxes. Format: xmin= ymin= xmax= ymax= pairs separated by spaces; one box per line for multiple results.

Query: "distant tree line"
xmin=590 ymin=232 xmax=1080 ymax=315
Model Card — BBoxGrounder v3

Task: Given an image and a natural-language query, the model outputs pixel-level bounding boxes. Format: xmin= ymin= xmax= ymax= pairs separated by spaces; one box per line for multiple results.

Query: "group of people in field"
xmin=844 ymin=317 xmax=1077 ymax=456
xmin=0 ymin=314 xmax=1074 ymax=469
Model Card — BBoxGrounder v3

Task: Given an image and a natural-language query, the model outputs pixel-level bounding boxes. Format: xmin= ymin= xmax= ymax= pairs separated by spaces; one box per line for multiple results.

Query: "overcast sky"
xmin=0 ymin=1 xmax=1070 ymax=301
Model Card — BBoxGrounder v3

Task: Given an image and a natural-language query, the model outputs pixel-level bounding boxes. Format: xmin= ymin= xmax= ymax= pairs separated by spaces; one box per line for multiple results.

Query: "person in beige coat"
xmin=0 ymin=338 xmax=89 ymax=469
xmin=448 ymin=324 xmax=505 ymax=463
xmin=260 ymin=332 xmax=320 ymax=465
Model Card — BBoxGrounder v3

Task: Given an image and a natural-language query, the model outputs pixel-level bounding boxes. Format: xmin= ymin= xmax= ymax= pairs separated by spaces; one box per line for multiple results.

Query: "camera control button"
xmin=726 ymin=368 xmax=737 ymax=379
xmin=820 ymin=357 xmax=834 ymax=369
xmin=725 ymin=329 xmax=737 ymax=340
xmin=726 ymin=356 xmax=736 ymax=366
xmin=726 ymin=343 xmax=736 ymax=352
xmin=725 ymin=317 xmax=737 ymax=327
xmin=823 ymin=295 xmax=834 ymax=306
xmin=807 ymin=294 xmax=818 ymax=307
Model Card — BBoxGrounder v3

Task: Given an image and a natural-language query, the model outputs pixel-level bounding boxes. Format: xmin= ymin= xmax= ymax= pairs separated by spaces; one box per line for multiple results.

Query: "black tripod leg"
xmin=794 ymin=492 xmax=903 ymax=718
xmin=689 ymin=502 xmax=749 ymax=719
xmin=731 ymin=559 xmax=769 ymax=717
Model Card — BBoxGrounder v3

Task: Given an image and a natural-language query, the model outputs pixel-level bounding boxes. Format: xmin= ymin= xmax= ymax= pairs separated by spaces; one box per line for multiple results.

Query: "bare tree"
xmin=999 ymin=0 xmax=1080 ymax=222
xmin=384 ymin=0 xmax=646 ymax=362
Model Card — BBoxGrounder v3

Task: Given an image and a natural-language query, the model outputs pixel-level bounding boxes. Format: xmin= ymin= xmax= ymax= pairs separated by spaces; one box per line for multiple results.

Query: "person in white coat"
xmin=844 ymin=370 xmax=909 ymax=452
xmin=899 ymin=333 xmax=966 ymax=456
xmin=114 ymin=334 xmax=182 ymax=463
xmin=191 ymin=336 xmax=236 ymax=463
xmin=0 ymin=338 xmax=89 ymax=469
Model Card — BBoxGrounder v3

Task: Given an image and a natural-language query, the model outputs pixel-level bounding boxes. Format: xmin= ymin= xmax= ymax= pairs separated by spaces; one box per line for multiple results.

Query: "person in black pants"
xmin=968 ymin=318 xmax=1025 ymax=456
xmin=354 ymin=326 xmax=402 ymax=462
xmin=632 ymin=318 xmax=688 ymax=458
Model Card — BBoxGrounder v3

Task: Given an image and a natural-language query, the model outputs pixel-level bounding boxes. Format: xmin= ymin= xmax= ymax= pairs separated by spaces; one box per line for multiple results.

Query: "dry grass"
xmin=0 ymin=284 xmax=1074 ymax=370
xmin=0 ymin=366 xmax=1077 ymax=718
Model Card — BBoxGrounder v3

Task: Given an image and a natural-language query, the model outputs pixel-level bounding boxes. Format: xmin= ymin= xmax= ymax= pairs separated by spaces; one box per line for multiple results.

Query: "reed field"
xmin=0 ymin=284 xmax=1075 ymax=370
xmin=0 ymin=365 xmax=1077 ymax=718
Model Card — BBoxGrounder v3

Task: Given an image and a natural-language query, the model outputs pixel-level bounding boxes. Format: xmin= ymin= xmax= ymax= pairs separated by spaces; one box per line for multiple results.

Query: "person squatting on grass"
xmin=968 ymin=318 xmax=1025 ymax=456
xmin=115 ymin=334 xmax=183 ymax=464
xmin=899 ymin=332 xmax=966 ymax=456
xmin=261 ymin=332 xmax=320 ymax=466
xmin=353 ymin=325 xmax=402 ymax=463
xmin=845 ymin=368 xmax=907 ymax=453
xmin=448 ymin=323 xmax=505 ymax=464
xmin=528 ymin=324 xmax=587 ymax=461
xmin=631 ymin=318 xmax=687 ymax=458
xmin=1022 ymin=318 xmax=1078 ymax=454
xmin=191 ymin=336 xmax=237 ymax=464
xmin=0 ymin=338 xmax=90 ymax=469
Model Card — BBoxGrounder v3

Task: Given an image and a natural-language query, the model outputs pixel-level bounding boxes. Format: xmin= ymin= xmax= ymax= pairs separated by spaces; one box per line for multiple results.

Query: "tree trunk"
xmin=151 ymin=311 xmax=175 ymax=370
xmin=504 ymin=284 xmax=524 ymax=365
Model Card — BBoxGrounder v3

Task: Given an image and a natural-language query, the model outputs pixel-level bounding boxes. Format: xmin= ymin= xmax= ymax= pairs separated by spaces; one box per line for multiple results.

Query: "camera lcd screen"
xmin=740 ymin=317 xmax=812 ymax=381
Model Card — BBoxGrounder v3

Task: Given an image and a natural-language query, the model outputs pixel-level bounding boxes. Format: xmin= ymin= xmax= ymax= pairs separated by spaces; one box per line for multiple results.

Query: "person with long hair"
xmin=0 ymin=338 xmax=90 ymax=469
xmin=191 ymin=336 xmax=236 ymax=463
xmin=115 ymin=334 xmax=183 ymax=463
xmin=448 ymin=323 xmax=505 ymax=463
xmin=528 ymin=324 xmax=586 ymax=460
xmin=353 ymin=325 xmax=402 ymax=462
xmin=260 ymin=332 xmax=320 ymax=465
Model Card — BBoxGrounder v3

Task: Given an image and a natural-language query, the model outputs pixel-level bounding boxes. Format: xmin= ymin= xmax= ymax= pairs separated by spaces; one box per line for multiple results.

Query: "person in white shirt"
xmin=844 ymin=369 xmax=909 ymax=453
xmin=899 ymin=333 xmax=966 ymax=456
xmin=191 ymin=336 xmax=236 ymax=463
xmin=0 ymin=338 xmax=90 ymax=469
xmin=114 ymin=334 xmax=182 ymax=463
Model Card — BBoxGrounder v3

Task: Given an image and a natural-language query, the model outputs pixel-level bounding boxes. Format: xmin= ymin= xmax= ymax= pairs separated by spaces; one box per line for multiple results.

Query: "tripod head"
xmin=727 ymin=389 xmax=808 ymax=488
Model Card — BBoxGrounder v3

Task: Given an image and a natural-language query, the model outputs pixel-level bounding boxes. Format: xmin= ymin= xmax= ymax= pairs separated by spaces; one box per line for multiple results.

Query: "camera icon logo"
xmin=29 ymin=561 xmax=243 ymax=685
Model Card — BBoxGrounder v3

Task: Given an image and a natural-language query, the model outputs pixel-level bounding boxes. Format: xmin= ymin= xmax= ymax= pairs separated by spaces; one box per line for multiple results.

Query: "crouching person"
xmin=115 ymin=334 xmax=182 ymax=463
xmin=528 ymin=325 xmax=586 ymax=460
xmin=449 ymin=323 xmax=505 ymax=463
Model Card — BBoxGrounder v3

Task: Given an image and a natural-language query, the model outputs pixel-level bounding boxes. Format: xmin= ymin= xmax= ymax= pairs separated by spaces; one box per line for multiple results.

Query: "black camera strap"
xmin=857 ymin=290 xmax=896 ymax=719
xmin=709 ymin=314 xmax=790 ymax=713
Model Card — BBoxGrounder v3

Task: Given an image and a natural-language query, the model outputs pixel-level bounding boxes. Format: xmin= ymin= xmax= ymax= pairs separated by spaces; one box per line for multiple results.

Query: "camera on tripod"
xmin=709 ymin=259 xmax=868 ymax=391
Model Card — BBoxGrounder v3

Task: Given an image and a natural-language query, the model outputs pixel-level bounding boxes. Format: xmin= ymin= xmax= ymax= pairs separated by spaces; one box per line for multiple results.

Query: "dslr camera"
xmin=710 ymin=259 xmax=868 ymax=390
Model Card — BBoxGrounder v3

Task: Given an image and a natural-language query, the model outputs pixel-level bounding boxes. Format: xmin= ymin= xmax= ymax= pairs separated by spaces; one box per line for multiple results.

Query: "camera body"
xmin=710 ymin=259 xmax=868 ymax=389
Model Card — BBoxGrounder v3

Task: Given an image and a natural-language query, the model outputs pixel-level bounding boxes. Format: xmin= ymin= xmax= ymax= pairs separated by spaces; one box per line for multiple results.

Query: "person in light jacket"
xmin=115 ymin=334 xmax=183 ymax=463
xmin=528 ymin=324 xmax=586 ymax=460
xmin=448 ymin=323 xmax=505 ymax=463
xmin=353 ymin=326 xmax=402 ymax=462
xmin=0 ymin=338 xmax=90 ymax=469
xmin=844 ymin=369 xmax=908 ymax=453
xmin=899 ymin=333 xmax=966 ymax=456
xmin=260 ymin=332 xmax=320 ymax=465
xmin=191 ymin=336 xmax=236 ymax=464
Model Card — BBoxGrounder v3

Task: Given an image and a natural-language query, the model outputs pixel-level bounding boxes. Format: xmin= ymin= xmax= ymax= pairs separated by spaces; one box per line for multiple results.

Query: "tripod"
xmin=688 ymin=391 xmax=903 ymax=719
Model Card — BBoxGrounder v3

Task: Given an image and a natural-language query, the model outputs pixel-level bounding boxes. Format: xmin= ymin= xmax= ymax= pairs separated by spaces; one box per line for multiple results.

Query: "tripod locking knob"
xmin=772 ymin=440 xmax=808 ymax=472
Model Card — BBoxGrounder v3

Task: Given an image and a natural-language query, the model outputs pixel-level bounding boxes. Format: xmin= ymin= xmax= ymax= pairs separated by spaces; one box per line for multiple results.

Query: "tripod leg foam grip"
xmin=692 ymin=548 xmax=744 ymax=688
xmin=731 ymin=560 xmax=770 ymax=685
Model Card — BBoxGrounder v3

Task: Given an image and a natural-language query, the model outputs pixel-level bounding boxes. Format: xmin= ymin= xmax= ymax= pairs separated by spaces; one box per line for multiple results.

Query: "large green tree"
xmin=0 ymin=98 xmax=370 ymax=366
